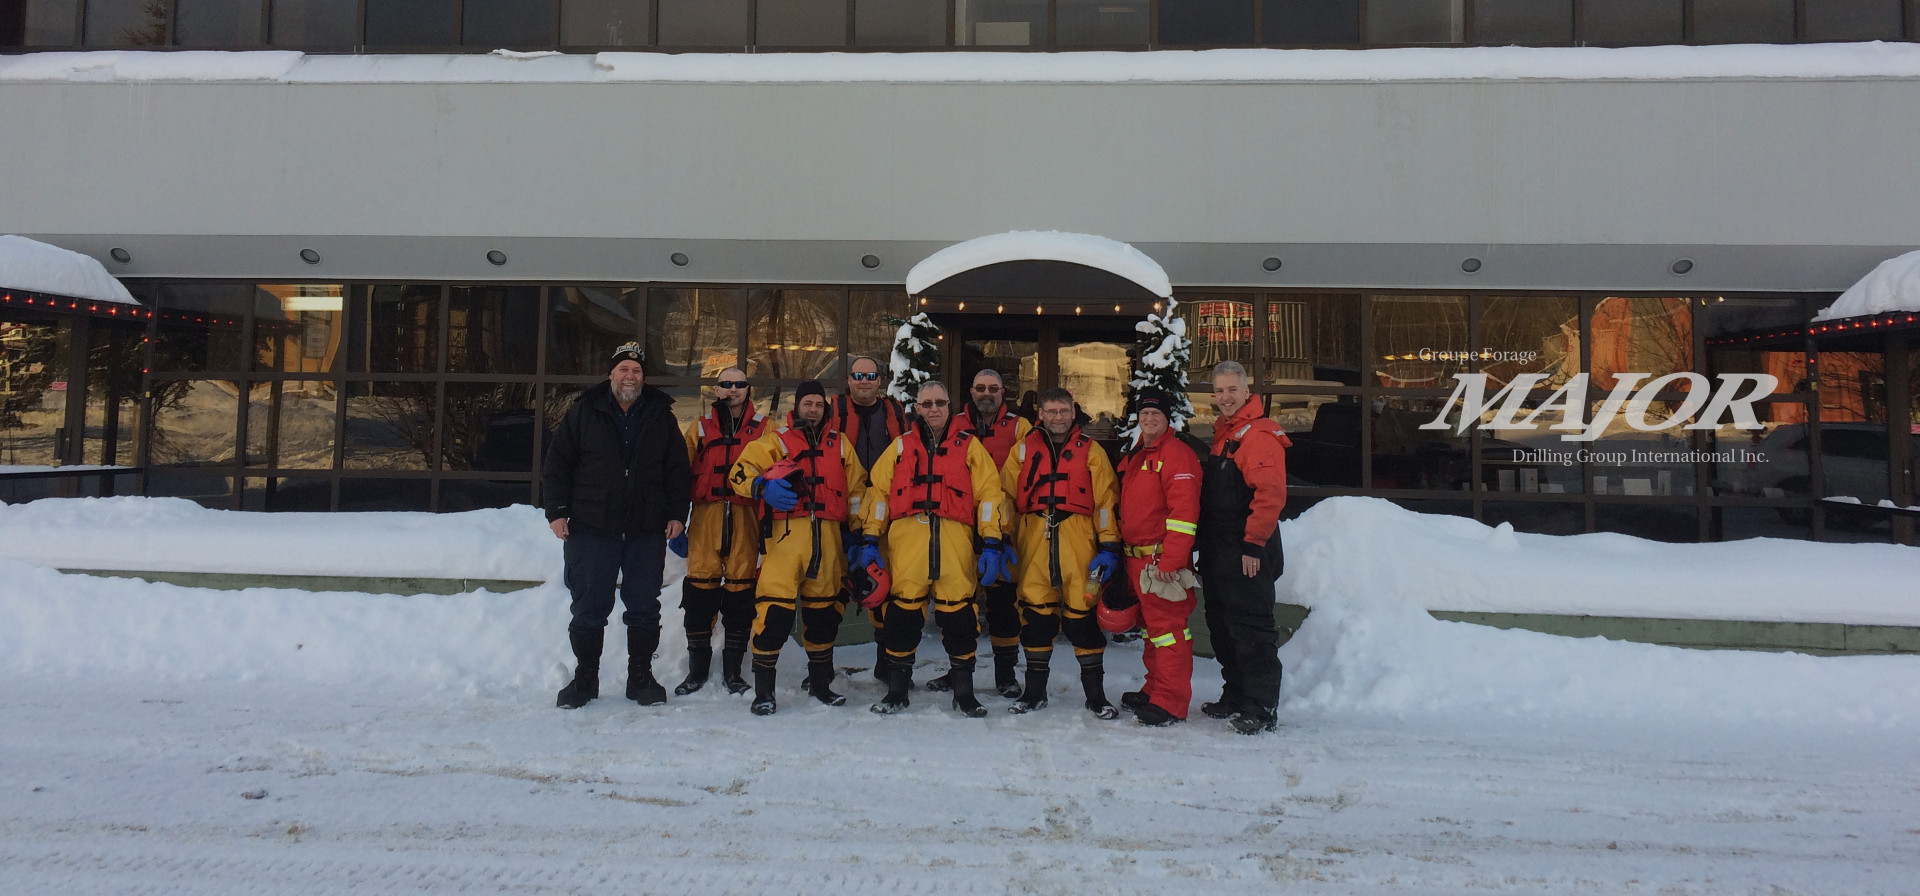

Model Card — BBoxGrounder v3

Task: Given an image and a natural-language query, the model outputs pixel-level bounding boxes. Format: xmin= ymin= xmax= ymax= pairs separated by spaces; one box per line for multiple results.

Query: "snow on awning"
xmin=1816 ymin=249 xmax=1920 ymax=322
xmin=0 ymin=235 xmax=138 ymax=306
xmin=905 ymin=231 xmax=1172 ymax=299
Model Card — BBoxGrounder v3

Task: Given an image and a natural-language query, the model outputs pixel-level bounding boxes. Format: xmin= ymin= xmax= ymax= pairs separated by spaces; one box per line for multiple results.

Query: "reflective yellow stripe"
xmin=1181 ymin=627 xmax=1192 ymax=640
xmin=1149 ymin=632 xmax=1177 ymax=647
xmin=1164 ymin=519 xmax=1197 ymax=535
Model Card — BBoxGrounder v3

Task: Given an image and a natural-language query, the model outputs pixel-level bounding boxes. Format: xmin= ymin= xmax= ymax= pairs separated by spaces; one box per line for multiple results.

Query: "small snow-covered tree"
xmin=886 ymin=312 xmax=941 ymax=404
xmin=1123 ymin=298 xmax=1195 ymax=437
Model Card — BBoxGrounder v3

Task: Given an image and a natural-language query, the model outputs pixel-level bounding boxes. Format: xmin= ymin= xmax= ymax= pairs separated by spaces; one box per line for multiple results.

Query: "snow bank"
xmin=905 ymin=230 xmax=1172 ymax=298
xmin=1816 ymin=248 xmax=1920 ymax=320
xmin=0 ymin=235 xmax=137 ymax=305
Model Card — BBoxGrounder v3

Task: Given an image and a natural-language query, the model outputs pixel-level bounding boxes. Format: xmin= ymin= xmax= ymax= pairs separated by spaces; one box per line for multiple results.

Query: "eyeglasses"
xmin=716 ymin=380 xmax=748 ymax=389
xmin=916 ymin=399 xmax=949 ymax=409
xmin=850 ymin=371 xmax=881 ymax=381
xmin=971 ymin=385 xmax=1002 ymax=393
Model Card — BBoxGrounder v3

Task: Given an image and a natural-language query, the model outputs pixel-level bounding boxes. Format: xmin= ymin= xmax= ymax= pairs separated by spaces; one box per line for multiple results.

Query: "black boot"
xmin=1135 ymin=702 xmax=1183 ymax=727
xmin=720 ymin=629 xmax=751 ymax=696
xmin=675 ymin=637 xmax=712 ymax=696
xmin=993 ymin=644 xmax=1022 ymax=699
xmin=869 ymin=655 xmax=912 ymax=714
xmin=1079 ymin=654 xmax=1117 ymax=720
xmin=948 ymin=658 xmax=987 ymax=718
xmin=802 ymin=650 xmax=845 ymax=706
xmin=1230 ymin=705 xmax=1278 ymax=735
xmin=1200 ymin=691 xmax=1241 ymax=719
xmin=871 ymin=641 xmax=890 ymax=684
xmin=924 ymin=670 xmax=953 ymax=692
xmin=1121 ymin=690 xmax=1149 ymax=711
xmin=1008 ymin=655 xmax=1049 ymax=714
xmin=556 ymin=628 xmax=603 ymax=709
xmin=750 ymin=661 xmax=778 ymax=716
xmin=625 ymin=626 xmax=666 ymax=706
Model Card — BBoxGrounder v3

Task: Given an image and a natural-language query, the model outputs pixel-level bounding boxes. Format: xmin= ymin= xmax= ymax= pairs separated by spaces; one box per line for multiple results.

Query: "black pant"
xmin=564 ymin=531 xmax=667 ymax=633
xmin=1198 ymin=538 xmax=1284 ymax=712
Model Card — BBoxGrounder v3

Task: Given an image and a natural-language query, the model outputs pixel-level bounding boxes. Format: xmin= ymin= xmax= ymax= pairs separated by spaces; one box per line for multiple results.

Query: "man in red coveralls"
xmin=1100 ymin=388 xmax=1203 ymax=727
xmin=1196 ymin=361 xmax=1291 ymax=735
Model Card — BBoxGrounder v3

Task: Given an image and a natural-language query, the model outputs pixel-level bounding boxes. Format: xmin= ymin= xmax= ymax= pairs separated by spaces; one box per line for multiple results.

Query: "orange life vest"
xmin=885 ymin=423 xmax=979 ymax=526
xmin=828 ymin=394 xmax=906 ymax=440
xmin=691 ymin=406 xmax=768 ymax=505
xmin=770 ymin=422 xmax=851 ymax=523
xmin=1012 ymin=427 xmax=1098 ymax=517
xmin=957 ymin=404 xmax=1023 ymax=469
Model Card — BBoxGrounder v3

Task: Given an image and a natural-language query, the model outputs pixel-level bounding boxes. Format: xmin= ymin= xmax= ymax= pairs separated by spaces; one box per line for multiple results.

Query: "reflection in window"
xmin=146 ymin=470 xmax=235 ymax=509
xmin=1803 ymin=0 xmax=1905 ymax=41
xmin=1594 ymin=503 xmax=1696 ymax=543
xmin=658 ymin=0 xmax=749 ymax=45
xmin=241 ymin=476 xmax=334 ymax=512
xmin=1058 ymin=0 xmax=1148 ymax=45
xmin=173 ymin=0 xmax=263 ymax=45
xmin=11 ymin=0 xmax=80 ymax=45
xmin=1179 ymin=295 xmax=1254 ymax=379
xmin=1276 ymin=396 xmax=1361 ymax=487
xmin=84 ymin=0 xmax=168 ymax=45
xmin=448 ymin=286 xmax=539 ymax=375
xmin=1708 ymin=414 xmax=1807 ymax=499
xmin=1057 ymin=339 xmax=1130 ymax=426
xmin=1262 ymin=0 xmax=1361 ymax=44
xmin=1158 ymin=0 xmax=1255 ymax=44
xmin=338 ymin=477 xmax=431 ymax=511
xmin=960 ymin=339 xmax=1039 ymax=414
xmin=855 ymin=0 xmax=947 ymax=45
xmin=1471 ymin=0 xmax=1569 ymax=43
xmin=82 ymin=321 xmax=145 ymax=467
xmin=0 ymin=320 xmax=66 ymax=466
xmin=1590 ymin=297 xmax=1692 ymax=392
xmin=150 ymin=380 xmax=241 ymax=465
xmin=748 ymin=289 xmax=840 ymax=381
xmin=1692 ymin=0 xmax=1793 ymax=44
xmin=561 ymin=0 xmax=652 ymax=45
xmin=365 ymin=0 xmax=458 ymax=46
xmin=759 ymin=0 xmax=846 ymax=45
xmin=1479 ymin=295 xmax=1577 ymax=386
xmin=246 ymin=381 xmax=338 ymax=469
xmin=848 ymin=290 xmax=911 ymax=363
xmin=647 ymin=288 xmax=742 ymax=377
xmin=1578 ymin=0 xmax=1682 ymax=44
xmin=1371 ymin=396 xmax=1470 ymax=490
xmin=1371 ymin=294 xmax=1468 ymax=388
xmin=1366 ymin=0 xmax=1462 ymax=44
xmin=1267 ymin=294 xmax=1361 ymax=385
xmin=352 ymin=285 xmax=443 ymax=374
xmin=957 ymin=0 xmax=1046 ymax=46
xmin=1703 ymin=296 xmax=1805 ymax=405
xmin=443 ymin=382 xmax=539 ymax=472
xmin=270 ymin=0 xmax=359 ymax=46
xmin=255 ymin=284 xmax=343 ymax=374
xmin=344 ymin=381 xmax=437 ymax=470
xmin=464 ymin=0 xmax=554 ymax=46
xmin=1818 ymin=352 xmax=1885 ymax=423
xmin=1183 ymin=391 xmax=1219 ymax=439
xmin=154 ymin=283 xmax=252 ymax=373
xmin=440 ymin=480 xmax=533 ymax=512
xmin=548 ymin=286 xmax=640 ymax=375
xmin=1584 ymin=397 xmax=1695 ymax=498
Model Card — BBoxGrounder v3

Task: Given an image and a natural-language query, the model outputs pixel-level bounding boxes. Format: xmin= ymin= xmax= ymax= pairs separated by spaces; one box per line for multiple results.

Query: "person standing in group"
xmin=925 ymin=368 xmax=1033 ymax=699
xmin=727 ymin=381 xmax=868 ymax=716
xmin=1196 ymin=360 xmax=1291 ymax=735
xmin=1002 ymin=388 xmax=1123 ymax=719
xmin=830 ymin=356 xmax=909 ymax=682
xmin=544 ymin=343 xmax=691 ymax=709
xmin=673 ymin=367 xmax=768 ymax=697
xmin=856 ymin=381 xmax=1010 ymax=717
xmin=1101 ymin=388 xmax=1203 ymax=727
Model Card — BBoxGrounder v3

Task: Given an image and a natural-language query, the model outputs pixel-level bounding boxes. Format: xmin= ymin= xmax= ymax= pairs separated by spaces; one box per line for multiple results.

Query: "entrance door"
xmin=941 ymin=314 xmax=1137 ymax=442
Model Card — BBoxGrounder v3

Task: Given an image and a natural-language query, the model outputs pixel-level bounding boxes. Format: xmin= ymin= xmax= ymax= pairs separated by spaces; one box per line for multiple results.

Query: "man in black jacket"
xmin=543 ymin=343 xmax=692 ymax=709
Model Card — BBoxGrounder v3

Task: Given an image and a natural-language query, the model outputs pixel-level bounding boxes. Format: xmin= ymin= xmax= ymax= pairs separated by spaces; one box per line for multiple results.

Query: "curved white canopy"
xmin=0 ymin=235 xmax=137 ymax=305
xmin=905 ymin=231 xmax=1172 ymax=299
xmin=1817 ymin=249 xmax=1920 ymax=321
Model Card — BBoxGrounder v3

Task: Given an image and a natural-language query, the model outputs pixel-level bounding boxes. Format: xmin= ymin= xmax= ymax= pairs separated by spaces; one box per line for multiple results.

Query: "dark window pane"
xmin=1803 ymin=0 xmax=1904 ymax=41
xmin=11 ymin=0 xmax=80 ymax=45
xmin=646 ymin=287 xmax=742 ymax=377
xmin=1711 ymin=503 xmax=1810 ymax=542
xmin=658 ymin=0 xmax=747 ymax=45
xmin=440 ymin=479 xmax=533 ymax=511
xmin=1278 ymin=397 xmax=1362 ymax=486
xmin=147 ymin=470 xmax=236 ymax=509
xmin=958 ymin=0 xmax=1045 ymax=46
xmin=1471 ymin=0 xmax=1569 ymax=43
xmin=1181 ymin=295 xmax=1255 ymax=378
xmin=154 ymin=284 xmax=252 ymax=373
xmin=344 ymin=381 xmax=437 ymax=470
xmin=1373 ymin=397 xmax=1471 ymax=490
xmin=150 ymin=380 xmax=240 ymax=465
xmin=1366 ymin=0 xmax=1460 ymax=43
xmin=442 ymin=382 xmax=539 ymax=472
xmin=464 ymin=0 xmax=553 ymax=46
xmin=0 ymin=319 xmax=66 ymax=466
xmin=351 ymin=285 xmax=443 ymax=374
xmin=84 ymin=0 xmax=169 ymax=46
xmin=847 ymin=290 xmax=910 ymax=365
xmin=1590 ymin=297 xmax=1693 ymax=385
xmin=173 ymin=0 xmax=262 ymax=45
xmin=1372 ymin=294 xmax=1469 ymax=387
xmin=854 ymin=0 xmax=947 ymax=45
xmin=548 ymin=286 xmax=640 ymax=375
xmin=1482 ymin=501 xmax=1584 ymax=536
xmin=1159 ymin=0 xmax=1255 ymax=44
xmin=246 ymin=380 xmax=338 ymax=469
xmin=1693 ymin=0 xmax=1793 ymax=43
xmin=447 ymin=286 xmax=539 ymax=375
xmin=1594 ymin=503 xmax=1697 ymax=542
xmin=561 ymin=0 xmax=651 ymax=45
xmin=747 ymin=289 xmax=841 ymax=381
xmin=339 ymin=477 xmax=431 ymax=511
xmin=1578 ymin=0 xmax=1682 ymax=44
xmin=1058 ymin=0 xmax=1148 ymax=45
xmin=254 ymin=285 xmax=344 ymax=375
xmin=271 ymin=0 xmax=359 ymax=46
xmin=1262 ymin=0 xmax=1360 ymax=44
xmin=366 ymin=0 xmax=458 ymax=46
xmin=242 ymin=476 xmax=335 ymax=511
xmin=759 ymin=0 xmax=845 ymax=45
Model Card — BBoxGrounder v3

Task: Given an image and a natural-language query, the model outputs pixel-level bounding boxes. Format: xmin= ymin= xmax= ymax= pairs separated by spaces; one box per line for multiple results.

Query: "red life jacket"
xmin=691 ymin=406 xmax=768 ymax=505
xmin=828 ymin=394 xmax=906 ymax=440
xmin=1012 ymin=427 xmax=1098 ymax=517
xmin=770 ymin=422 xmax=851 ymax=523
xmin=885 ymin=422 xmax=979 ymax=526
xmin=957 ymin=404 xmax=1023 ymax=469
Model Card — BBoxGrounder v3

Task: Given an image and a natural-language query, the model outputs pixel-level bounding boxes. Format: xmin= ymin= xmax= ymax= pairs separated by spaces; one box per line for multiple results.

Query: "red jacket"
xmin=1118 ymin=432 xmax=1204 ymax=573
xmin=956 ymin=404 xmax=1028 ymax=468
xmin=688 ymin=405 xmax=769 ymax=506
xmin=768 ymin=423 xmax=853 ymax=523
xmin=1209 ymin=401 xmax=1291 ymax=549
xmin=885 ymin=422 xmax=980 ymax=526
xmin=1010 ymin=427 xmax=1100 ymax=517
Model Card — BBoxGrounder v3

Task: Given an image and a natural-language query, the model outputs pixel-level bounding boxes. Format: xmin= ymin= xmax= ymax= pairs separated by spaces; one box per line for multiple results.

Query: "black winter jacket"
xmin=542 ymin=382 xmax=692 ymax=539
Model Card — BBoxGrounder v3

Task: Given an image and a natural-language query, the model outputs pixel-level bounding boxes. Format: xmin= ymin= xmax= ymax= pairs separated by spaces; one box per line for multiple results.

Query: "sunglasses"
xmin=850 ymin=371 xmax=881 ymax=381
xmin=716 ymin=380 xmax=748 ymax=389
xmin=971 ymin=385 xmax=1002 ymax=393
xmin=917 ymin=399 xmax=949 ymax=408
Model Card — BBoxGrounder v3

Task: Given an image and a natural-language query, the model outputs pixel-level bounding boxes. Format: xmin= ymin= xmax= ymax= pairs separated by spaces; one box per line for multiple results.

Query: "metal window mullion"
xmin=1578 ymin=294 xmax=1596 ymax=531
xmin=1467 ymin=293 xmax=1484 ymax=520
xmin=330 ymin=286 xmax=357 ymax=509
xmin=1357 ymin=293 xmax=1373 ymax=491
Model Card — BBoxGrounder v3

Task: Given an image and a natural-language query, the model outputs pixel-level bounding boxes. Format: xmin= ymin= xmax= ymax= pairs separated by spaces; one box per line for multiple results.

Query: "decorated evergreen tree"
xmin=1123 ymin=298 xmax=1196 ymax=439
xmin=885 ymin=312 xmax=941 ymax=404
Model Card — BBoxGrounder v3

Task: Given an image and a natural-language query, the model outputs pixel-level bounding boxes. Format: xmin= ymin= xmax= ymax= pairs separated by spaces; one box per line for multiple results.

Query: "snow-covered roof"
xmin=1816 ymin=249 xmax=1920 ymax=321
xmin=905 ymin=231 xmax=1172 ymax=299
xmin=6 ymin=44 xmax=1920 ymax=85
xmin=0 ymin=235 xmax=137 ymax=305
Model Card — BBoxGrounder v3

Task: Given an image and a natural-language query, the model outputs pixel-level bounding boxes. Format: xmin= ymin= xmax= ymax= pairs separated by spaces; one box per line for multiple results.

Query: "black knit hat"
xmin=609 ymin=342 xmax=645 ymax=371
xmin=795 ymin=380 xmax=827 ymax=403
xmin=1136 ymin=387 xmax=1173 ymax=417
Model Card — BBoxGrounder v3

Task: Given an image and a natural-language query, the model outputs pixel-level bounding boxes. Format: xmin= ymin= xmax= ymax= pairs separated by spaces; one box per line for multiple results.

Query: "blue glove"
xmin=852 ymin=536 xmax=883 ymax=572
xmin=1087 ymin=547 xmax=1122 ymax=585
xmin=666 ymin=532 xmax=688 ymax=558
xmin=761 ymin=476 xmax=799 ymax=512
xmin=977 ymin=538 xmax=1010 ymax=586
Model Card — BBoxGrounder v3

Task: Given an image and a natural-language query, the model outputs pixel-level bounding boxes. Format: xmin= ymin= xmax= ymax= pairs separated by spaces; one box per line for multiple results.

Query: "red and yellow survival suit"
xmin=678 ymin=403 xmax=769 ymax=692
xmin=1111 ymin=429 xmax=1203 ymax=719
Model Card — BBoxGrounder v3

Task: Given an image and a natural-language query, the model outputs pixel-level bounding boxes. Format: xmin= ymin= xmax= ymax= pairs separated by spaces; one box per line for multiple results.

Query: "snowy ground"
xmin=3 ymin=497 xmax=1918 ymax=894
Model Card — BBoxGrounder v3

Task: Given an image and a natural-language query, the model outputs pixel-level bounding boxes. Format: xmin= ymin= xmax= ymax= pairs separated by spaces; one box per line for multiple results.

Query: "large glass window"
xmin=365 ymin=0 xmax=458 ymax=46
xmin=646 ymin=288 xmax=743 ymax=377
xmin=83 ymin=0 xmax=167 ymax=45
xmin=548 ymin=286 xmax=640 ymax=375
xmin=1371 ymin=294 xmax=1469 ymax=388
xmin=1181 ymin=295 xmax=1256 ymax=378
xmin=658 ymin=0 xmax=748 ymax=45
xmin=1589 ymin=297 xmax=1693 ymax=392
xmin=172 ymin=0 xmax=262 ymax=45
xmin=1577 ymin=0 xmax=1682 ymax=44
xmin=8 ymin=0 xmax=80 ymax=45
xmin=1471 ymin=0 xmax=1569 ymax=43
xmin=1058 ymin=0 xmax=1148 ymax=45
xmin=254 ymin=285 xmax=343 ymax=374
xmin=149 ymin=380 xmax=241 ymax=465
xmin=0 ymin=320 xmax=66 ymax=466
xmin=747 ymin=289 xmax=840 ymax=381
xmin=1371 ymin=395 xmax=1471 ymax=490
xmin=351 ymin=285 xmax=443 ymax=374
xmin=1280 ymin=396 xmax=1362 ymax=487
xmin=246 ymin=379 xmax=337 ymax=470
xmin=1158 ymin=0 xmax=1256 ymax=44
xmin=561 ymin=0 xmax=652 ymax=45
xmin=957 ymin=0 xmax=1046 ymax=46
xmin=848 ymin=290 xmax=911 ymax=365
xmin=1692 ymin=0 xmax=1794 ymax=43
xmin=1803 ymin=0 xmax=1905 ymax=41
xmin=154 ymin=284 xmax=252 ymax=373
xmin=464 ymin=0 xmax=555 ymax=47
xmin=447 ymin=286 xmax=539 ymax=376
xmin=1366 ymin=0 xmax=1462 ymax=44
xmin=759 ymin=0 xmax=847 ymax=45
xmin=270 ymin=0 xmax=360 ymax=46
xmin=442 ymin=382 xmax=538 ymax=472
xmin=1262 ymin=0 xmax=1361 ymax=44
xmin=343 ymin=381 xmax=438 ymax=470
xmin=855 ymin=0 xmax=947 ymax=45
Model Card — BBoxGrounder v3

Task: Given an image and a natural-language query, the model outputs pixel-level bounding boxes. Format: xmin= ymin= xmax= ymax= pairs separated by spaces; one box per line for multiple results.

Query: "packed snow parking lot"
xmin=3 ymin=497 xmax=1918 ymax=894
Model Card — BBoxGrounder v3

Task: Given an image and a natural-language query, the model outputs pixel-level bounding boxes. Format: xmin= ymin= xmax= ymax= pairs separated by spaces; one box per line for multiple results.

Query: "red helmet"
xmin=847 ymin=560 xmax=891 ymax=611
xmin=763 ymin=458 xmax=806 ymax=484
